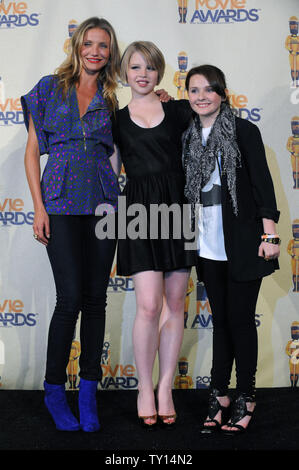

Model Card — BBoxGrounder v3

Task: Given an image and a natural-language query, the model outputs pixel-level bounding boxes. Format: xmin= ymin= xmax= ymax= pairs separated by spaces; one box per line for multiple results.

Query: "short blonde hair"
xmin=120 ymin=41 xmax=165 ymax=85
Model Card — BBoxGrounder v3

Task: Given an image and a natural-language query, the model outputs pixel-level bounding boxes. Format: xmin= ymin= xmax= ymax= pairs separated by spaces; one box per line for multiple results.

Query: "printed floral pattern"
xmin=21 ymin=75 xmax=120 ymax=214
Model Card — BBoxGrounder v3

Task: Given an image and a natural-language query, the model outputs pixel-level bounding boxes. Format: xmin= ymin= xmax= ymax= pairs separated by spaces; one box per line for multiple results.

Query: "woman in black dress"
xmin=112 ymin=41 xmax=195 ymax=428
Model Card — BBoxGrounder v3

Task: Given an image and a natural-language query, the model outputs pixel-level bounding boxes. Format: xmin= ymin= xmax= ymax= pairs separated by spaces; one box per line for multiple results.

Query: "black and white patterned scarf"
xmin=182 ymin=103 xmax=242 ymax=226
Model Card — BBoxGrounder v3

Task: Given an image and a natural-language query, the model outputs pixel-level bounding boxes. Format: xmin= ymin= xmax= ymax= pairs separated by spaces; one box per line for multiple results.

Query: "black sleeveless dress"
xmin=112 ymin=100 xmax=196 ymax=276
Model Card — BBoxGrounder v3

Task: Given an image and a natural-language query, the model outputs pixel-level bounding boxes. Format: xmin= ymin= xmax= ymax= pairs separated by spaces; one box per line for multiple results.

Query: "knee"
xmin=228 ymin=315 xmax=257 ymax=333
xmin=82 ymin=292 xmax=107 ymax=315
xmin=55 ymin=292 xmax=82 ymax=315
xmin=165 ymin=293 xmax=185 ymax=315
xmin=137 ymin=299 xmax=163 ymax=322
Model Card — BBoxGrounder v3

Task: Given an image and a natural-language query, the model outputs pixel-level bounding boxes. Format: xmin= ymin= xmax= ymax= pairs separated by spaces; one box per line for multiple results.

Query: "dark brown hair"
xmin=186 ymin=64 xmax=229 ymax=104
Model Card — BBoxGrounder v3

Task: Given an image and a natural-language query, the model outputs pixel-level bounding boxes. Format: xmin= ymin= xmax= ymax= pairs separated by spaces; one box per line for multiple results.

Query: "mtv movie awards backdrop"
xmin=0 ymin=0 xmax=298 ymax=390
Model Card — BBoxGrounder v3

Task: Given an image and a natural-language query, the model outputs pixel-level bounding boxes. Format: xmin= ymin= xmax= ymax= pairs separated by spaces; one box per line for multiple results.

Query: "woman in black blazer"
xmin=182 ymin=65 xmax=280 ymax=435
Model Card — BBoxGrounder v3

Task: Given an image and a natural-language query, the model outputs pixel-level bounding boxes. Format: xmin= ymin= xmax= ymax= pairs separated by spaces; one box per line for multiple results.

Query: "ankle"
xmin=43 ymin=381 xmax=80 ymax=431
xmin=246 ymin=401 xmax=256 ymax=412
xmin=156 ymin=383 xmax=173 ymax=398
xmin=79 ymin=378 xmax=98 ymax=393
xmin=157 ymin=383 xmax=172 ymax=392
xmin=217 ymin=395 xmax=230 ymax=407
xmin=78 ymin=379 xmax=100 ymax=432
xmin=209 ymin=388 xmax=230 ymax=405
xmin=235 ymin=392 xmax=256 ymax=409
xmin=137 ymin=389 xmax=156 ymax=415
xmin=138 ymin=384 xmax=154 ymax=392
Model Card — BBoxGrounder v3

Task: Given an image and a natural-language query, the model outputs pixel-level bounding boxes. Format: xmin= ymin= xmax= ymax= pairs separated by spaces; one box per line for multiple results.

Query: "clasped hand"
xmin=258 ymin=241 xmax=280 ymax=261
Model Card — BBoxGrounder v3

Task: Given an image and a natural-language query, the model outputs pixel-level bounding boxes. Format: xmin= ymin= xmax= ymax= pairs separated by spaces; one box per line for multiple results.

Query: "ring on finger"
xmin=33 ymin=234 xmax=39 ymax=240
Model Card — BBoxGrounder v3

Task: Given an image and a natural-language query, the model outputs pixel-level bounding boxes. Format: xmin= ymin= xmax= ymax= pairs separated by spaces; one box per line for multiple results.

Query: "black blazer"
xmin=219 ymin=117 xmax=280 ymax=282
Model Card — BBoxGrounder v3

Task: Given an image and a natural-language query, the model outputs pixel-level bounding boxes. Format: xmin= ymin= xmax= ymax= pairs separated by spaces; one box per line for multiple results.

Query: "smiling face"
xmin=80 ymin=27 xmax=110 ymax=75
xmin=188 ymin=74 xmax=224 ymax=127
xmin=126 ymin=51 xmax=159 ymax=96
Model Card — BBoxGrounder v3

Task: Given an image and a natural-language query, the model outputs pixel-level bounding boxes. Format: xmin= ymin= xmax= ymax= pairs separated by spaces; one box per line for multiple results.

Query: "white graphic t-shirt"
xmin=197 ymin=126 xmax=227 ymax=260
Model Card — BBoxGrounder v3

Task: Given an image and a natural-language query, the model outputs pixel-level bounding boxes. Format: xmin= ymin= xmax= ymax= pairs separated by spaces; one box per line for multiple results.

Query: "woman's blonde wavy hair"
xmin=55 ymin=17 xmax=120 ymax=111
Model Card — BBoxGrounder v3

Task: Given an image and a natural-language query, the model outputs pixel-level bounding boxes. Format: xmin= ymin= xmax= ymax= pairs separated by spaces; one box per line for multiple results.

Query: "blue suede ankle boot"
xmin=44 ymin=381 xmax=80 ymax=431
xmin=78 ymin=378 xmax=100 ymax=432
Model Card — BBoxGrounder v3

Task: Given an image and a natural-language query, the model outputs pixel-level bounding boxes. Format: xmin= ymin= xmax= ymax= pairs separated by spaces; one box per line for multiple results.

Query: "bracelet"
xmin=261 ymin=233 xmax=279 ymax=238
xmin=261 ymin=234 xmax=281 ymax=245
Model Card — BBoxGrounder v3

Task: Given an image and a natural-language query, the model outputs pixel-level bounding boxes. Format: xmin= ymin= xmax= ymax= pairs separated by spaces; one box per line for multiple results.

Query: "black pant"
xmin=196 ymin=257 xmax=262 ymax=396
xmin=45 ymin=215 xmax=116 ymax=384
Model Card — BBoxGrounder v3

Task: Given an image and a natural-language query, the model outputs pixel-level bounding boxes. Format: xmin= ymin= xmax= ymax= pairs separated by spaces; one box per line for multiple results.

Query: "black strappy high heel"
xmin=222 ymin=393 xmax=255 ymax=435
xmin=201 ymin=388 xmax=230 ymax=434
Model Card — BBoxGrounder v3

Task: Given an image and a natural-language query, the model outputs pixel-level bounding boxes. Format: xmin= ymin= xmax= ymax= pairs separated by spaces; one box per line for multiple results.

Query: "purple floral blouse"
xmin=21 ymin=75 xmax=120 ymax=214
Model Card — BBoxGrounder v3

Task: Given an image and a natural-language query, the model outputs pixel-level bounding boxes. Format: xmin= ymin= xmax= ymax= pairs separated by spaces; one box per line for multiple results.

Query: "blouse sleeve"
xmin=21 ymin=75 xmax=55 ymax=155
xmin=173 ymin=99 xmax=194 ymax=132
xmin=238 ymin=120 xmax=280 ymax=223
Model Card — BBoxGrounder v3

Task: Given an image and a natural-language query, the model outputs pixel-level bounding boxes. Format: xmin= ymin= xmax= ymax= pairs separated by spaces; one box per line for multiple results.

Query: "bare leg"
xmin=132 ymin=270 xmax=164 ymax=424
xmin=157 ymin=270 xmax=190 ymax=423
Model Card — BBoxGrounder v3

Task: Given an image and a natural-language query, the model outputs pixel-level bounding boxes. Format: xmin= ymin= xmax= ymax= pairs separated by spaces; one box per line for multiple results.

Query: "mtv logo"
xmin=0 ymin=340 xmax=4 ymax=364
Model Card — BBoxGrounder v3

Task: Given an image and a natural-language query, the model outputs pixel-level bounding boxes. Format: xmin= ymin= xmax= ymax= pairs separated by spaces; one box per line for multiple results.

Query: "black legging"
xmin=196 ymin=257 xmax=262 ymax=396
xmin=45 ymin=215 xmax=116 ymax=385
